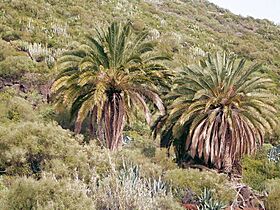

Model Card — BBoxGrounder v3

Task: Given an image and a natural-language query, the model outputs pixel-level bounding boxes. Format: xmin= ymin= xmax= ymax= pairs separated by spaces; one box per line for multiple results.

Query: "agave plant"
xmin=198 ymin=188 xmax=226 ymax=210
xmin=51 ymin=22 xmax=171 ymax=150
xmin=96 ymin=161 xmax=171 ymax=210
xmin=154 ymin=52 xmax=278 ymax=171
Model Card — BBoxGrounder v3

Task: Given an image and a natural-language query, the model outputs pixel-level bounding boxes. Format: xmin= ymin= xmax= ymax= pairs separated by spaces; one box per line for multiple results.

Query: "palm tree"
xmin=154 ymin=52 xmax=278 ymax=172
xmin=51 ymin=22 xmax=171 ymax=150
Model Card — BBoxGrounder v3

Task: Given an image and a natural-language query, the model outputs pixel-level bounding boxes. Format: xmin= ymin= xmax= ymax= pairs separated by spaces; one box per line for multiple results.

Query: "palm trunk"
xmin=104 ymin=100 xmax=111 ymax=148
xmin=103 ymin=93 xmax=125 ymax=151
xmin=223 ymin=143 xmax=232 ymax=173
xmin=223 ymin=129 xmax=233 ymax=174
xmin=74 ymin=121 xmax=82 ymax=134
xmin=97 ymin=109 xmax=105 ymax=145
xmin=89 ymin=107 xmax=97 ymax=138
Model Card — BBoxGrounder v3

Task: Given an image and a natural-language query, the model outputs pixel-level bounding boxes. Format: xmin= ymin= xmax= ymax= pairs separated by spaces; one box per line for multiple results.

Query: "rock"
xmin=182 ymin=204 xmax=198 ymax=210
xmin=182 ymin=189 xmax=196 ymax=204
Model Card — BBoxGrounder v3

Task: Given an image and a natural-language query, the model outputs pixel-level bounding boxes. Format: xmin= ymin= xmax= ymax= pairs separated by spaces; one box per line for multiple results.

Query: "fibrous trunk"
xmin=186 ymin=110 xmax=261 ymax=172
xmin=103 ymin=93 xmax=125 ymax=151
xmin=89 ymin=106 xmax=97 ymax=138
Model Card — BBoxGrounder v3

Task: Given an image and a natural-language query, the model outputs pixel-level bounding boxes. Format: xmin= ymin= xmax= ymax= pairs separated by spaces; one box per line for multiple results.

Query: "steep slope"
xmin=0 ymin=0 xmax=280 ymax=88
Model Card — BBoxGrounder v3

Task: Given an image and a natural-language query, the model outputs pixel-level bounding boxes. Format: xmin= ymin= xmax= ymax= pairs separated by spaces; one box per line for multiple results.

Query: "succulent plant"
xmin=198 ymin=188 xmax=226 ymax=210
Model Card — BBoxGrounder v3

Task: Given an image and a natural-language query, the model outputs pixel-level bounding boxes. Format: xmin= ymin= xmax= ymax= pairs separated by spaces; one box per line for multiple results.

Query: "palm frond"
xmin=155 ymin=52 xmax=278 ymax=171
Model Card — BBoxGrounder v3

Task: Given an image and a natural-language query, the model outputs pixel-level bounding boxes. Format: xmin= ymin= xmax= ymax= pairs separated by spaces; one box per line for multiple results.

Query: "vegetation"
xmin=265 ymin=179 xmax=280 ymax=210
xmin=242 ymin=145 xmax=280 ymax=191
xmin=51 ymin=21 xmax=170 ymax=150
xmin=163 ymin=168 xmax=235 ymax=203
xmin=154 ymin=53 xmax=278 ymax=172
xmin=197 ymin=188 xmax=226 ymax=210
xmin=0 ymin=0 xmax=280 ymax=209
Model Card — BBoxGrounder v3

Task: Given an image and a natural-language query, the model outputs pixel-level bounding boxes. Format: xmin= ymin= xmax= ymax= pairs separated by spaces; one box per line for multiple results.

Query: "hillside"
xmin=1 ymin=0 xmax=280 ymax=84
xmin=0 ymin=0 xmax=280 ymax=209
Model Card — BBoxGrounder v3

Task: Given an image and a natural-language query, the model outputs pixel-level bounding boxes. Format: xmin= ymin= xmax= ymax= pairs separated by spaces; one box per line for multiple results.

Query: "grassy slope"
xmin=0 ymin=0 xmax=280 ymax=79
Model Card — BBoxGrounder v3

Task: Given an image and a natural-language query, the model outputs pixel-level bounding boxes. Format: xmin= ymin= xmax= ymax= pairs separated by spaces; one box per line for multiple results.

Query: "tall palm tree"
xmin=154 ymin=52 xmax=278 ymax=172
xmin=51 ymin=22 xmax=171 ymax=150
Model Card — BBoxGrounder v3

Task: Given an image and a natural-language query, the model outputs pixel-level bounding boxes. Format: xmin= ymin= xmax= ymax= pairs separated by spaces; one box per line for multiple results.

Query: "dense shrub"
xmin=242 ymin=146 xmax=280 ymax=191
xmin=0 ymin=177 xmax=5 ymax=191
xmin=0 ymin=176 xmax=95 ymax=210
xmin=1 ymin=30 xmax=20 ymax=41
xmin=151 ymin=148 xmax=178 ymax=171
xmin=0 ymin=40 xmax=18 ymax=61
xmin=0 ymin=164 xmax=183 ymax=210
xmin=0 ymin=90 xmax=37 ymax=123
xmin=264 ymin=179 xmax=280 ymax=210
xmin=163 ymin=168 xmax=235 ymax=203
xmin=0 ymin=121 xmax=91 ymax=177
xmin=0 ymin=55 xmax=36 ymax=79
xmin=117 ymin=148 xmax=164 ymax=178
xmin=124 ymin=125 xmax=177 ymax=171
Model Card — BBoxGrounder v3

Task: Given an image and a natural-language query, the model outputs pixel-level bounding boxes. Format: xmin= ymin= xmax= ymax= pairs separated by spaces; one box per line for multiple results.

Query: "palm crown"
xmin=155 ymin=52 xmax=277 ymax=171
xmin=51 ymin=22 xmax=171 ymax=150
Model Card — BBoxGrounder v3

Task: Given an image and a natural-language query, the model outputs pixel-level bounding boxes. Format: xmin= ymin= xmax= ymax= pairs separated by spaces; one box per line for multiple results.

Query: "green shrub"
xmin=151 ymin=148 xmax=178 ymax=171
xmin=0 ymin=90 xmax=37 ymax=123
xmin=0 ymin=40 xmax=18 ymax=61
xmin=242 ymin=157 xmax=280 ymax=191
xmin=163 ymin=169 xmax=235 ymax=203
xmin=117 ymin=148 xmax=164 ymax=178
xmin=0 ymin=176 xmax=5 ymax=192
xmin=37 ymin=104 xmax=56 ymax=122
xmin=0 ymin=121 xmax=83 ymax=176
xmin=142 ymin=144 xmax=156 ymax=158
xmin=154 ymin=197 xmax=185 ymax=210
xmin=1 ymin=30 xmax=20 ymax=41
xmin=124 ymin=126 xmax=177 ymax=172
xmin=0 ymin=176 xmax=95 ymax=210
xmin=0 ymin=55 xmax=36 ymax=79
xmin=242 ymin=147 xmax=280 ymax=191
xmin=0 ymin=117 xmax=114 ymax=181
xmin=264 ymin=179 xmax=280 ymax=210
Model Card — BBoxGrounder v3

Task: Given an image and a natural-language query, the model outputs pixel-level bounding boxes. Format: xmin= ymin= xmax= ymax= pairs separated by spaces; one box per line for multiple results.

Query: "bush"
xmin=93 ymin=162 xmax=181 ymax=210
xmin=37 ymin=104 xmax=56 ymax=122
xmin=0 ymin=55 xmax=36 ymax=79
xmin=154 ymin=197 xmax=185 ymax=210
xmin=117 ymin=148 xmax=164 ymax=178
xmin=0 ymin=176 xmax=5 ymax=191
xmin=0 ymin=40 xmax=18 ymax=61
xmin=0 ymin=115 xmax=115 ymax=181
xmin=0 ymin=163 xmax=183 ymax=210
xmin=163 ymin=168 xmax=235 ymax=203
xmin=0 ymin=90 xmax=37 ymax=123
xmin=242 ymin=147 xmax=280 ymax=191
xmin=151 ymin=148 xmax=178 ymax=171
xmin=0 ymin=176 xmax=95 ymax=210
xmin=1 ymin=30 xmax=20 ymax=41
xmin=0 ymin=121 xmax=87 ymax=177
xmin=264 ymin=179 xmax=280 ymax=210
